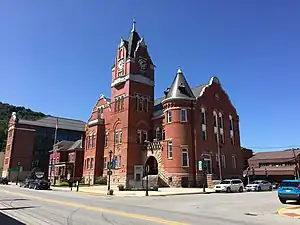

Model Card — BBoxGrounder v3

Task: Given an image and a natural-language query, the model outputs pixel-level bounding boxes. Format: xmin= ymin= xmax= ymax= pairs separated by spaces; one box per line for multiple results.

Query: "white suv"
xmin=214 ymin=179 xmax=244 ymax=193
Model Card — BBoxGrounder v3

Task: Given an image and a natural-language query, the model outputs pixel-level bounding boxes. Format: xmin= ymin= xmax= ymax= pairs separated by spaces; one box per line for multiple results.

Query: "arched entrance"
xmin=145 ymin=156 xmax=158 ymax=175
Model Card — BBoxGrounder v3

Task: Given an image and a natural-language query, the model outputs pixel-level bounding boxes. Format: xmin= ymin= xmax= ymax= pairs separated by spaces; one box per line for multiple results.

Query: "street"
xmin=0 ymin=185 xmax=299 ymax=225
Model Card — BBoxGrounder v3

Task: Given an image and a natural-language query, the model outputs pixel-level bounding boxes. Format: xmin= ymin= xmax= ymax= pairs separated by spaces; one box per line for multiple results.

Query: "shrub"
xmin=95 ymin=176 xmax=107 ymax=185
xmin=59 ymin=181 xmax=69 ymax=187
xmin=118 ymin=184 xmax=125 ymax=191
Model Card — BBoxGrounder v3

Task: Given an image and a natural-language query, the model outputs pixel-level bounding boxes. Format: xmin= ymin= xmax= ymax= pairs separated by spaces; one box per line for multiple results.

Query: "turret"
xmin=161 ymin=69 xmax=196 ymax=187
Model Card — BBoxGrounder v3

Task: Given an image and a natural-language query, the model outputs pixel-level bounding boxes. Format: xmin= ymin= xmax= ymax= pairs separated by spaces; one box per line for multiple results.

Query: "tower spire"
xmin=131 ymin=18 xmax=136 ymax=32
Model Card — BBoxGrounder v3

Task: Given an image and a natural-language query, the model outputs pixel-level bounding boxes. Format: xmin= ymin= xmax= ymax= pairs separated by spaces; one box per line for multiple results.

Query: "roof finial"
xmin=177 ymin=68 xmax=183 ymax=74
xmin=131 ymin=17 xmax=136 ymax=32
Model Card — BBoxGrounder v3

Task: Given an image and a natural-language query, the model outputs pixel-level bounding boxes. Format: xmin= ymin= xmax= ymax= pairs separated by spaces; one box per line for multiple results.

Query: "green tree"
xmin=0 ymin=102 xmax=46 ymax=151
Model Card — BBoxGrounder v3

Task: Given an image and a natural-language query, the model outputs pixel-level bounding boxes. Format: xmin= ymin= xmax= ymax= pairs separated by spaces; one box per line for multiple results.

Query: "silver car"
xmin=246 ymin=180 xmax=272 ymax=192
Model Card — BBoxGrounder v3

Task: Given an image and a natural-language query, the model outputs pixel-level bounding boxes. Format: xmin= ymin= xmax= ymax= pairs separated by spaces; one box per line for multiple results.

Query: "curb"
xmin=278 ymin=206 xmax=300 ymax=219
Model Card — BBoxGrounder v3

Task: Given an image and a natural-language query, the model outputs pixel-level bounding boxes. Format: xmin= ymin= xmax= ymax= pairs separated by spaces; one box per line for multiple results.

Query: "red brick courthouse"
xmin=82 ymin=22 xmax=243 ymax=188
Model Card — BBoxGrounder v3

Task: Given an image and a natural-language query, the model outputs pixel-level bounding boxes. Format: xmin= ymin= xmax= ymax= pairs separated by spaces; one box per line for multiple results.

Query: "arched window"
xmin=139 ymin=97 xmax=144 ymax=111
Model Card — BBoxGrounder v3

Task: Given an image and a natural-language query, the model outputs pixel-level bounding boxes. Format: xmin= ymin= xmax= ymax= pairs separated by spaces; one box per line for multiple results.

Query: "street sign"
xmin=198 ymin=161 xmax=203 ymax=171
xmin=107 ymin=170 xmax=112 ymax=176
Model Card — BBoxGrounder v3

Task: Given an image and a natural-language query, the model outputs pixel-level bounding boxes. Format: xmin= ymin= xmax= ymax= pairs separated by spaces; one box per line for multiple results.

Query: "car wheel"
xmin=226 ymin=187 xmax=231 ymax=193
xmin=269 ymin=186 xmax=272 ymax=191
xmin=239 ymin=186 xmax=243 ymax=192
xmin=258 ymin=187 xmax=261 ymax=192
xmin=279 ymin=198 xmax=287 ymax=204
xmin=215 ymin=190 xmax=220 ymax=193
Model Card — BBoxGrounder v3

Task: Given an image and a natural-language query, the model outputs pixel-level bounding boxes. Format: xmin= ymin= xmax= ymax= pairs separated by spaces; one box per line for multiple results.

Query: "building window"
xmin=167 ymin=141 xmax=172 ymax=159
xmin=202 ymin=130 xmax=207 ymax=140
xmin=167 ymin=110 xmax=172 ymax=123
xmin=98 ymin=107 xmax=104 ymax=119
xmin=220 ymin=133 xmax=224 ymax=144
xmin=216 ymin=154 xmax=220 ymax=168
xmin=213 ymin=111 xmax=217 ymax=127
xmin=87 ymin=158 xmax=90 ymax=169
xmin=229 ymin=116 xmax=234 ymax=131
xmin=231 ymin=136 xmax=235 ymax=145
xmin=136 ymin=95 xmax=139 ymax=110
xmin=201 ymin=108 xmax=206 ymax=125
xmin=144 ymin=98 xmax=148 ymax=112
xmin=180 ymin=109 xmax=187 ymax=122
xmin=218 ymin=113 xmax=223 ymax=129
xmin=222 ymin=155 xmax=226 ymax=168
xmin=137 ymin=130 xmax=147 ymax=144
xmin=90 ymin=158 xmax=94 ymax=169
xmin=105 ymin=133 xmax=108 ymax=147
xmin=120 ymin=96 xmax=124 ymax=111
xmin=115 ymin=96 xmax=125 ymax=113
xmin=162 ymin=128 xmax=165 ymax=140
xmin=115 ymin=155 xmax=121 ymax=168
xmin=103 ymin=157 xmax=107 ymax=169
xmin=114 ymin=131 xmax=119 ymax=144
xmin=155 ymin=127 xmax=161 ymax=141
xmin=182 ymin=148 xmax=189 ymax=167
xmin=139 ymin=97 xmax=144 ymax=111
xmin=92 ymin=134 xmax=96 ymax=148
xmin=215 ymin=133 xmax=218 ymax=143
xmin=119 ymin=130 xmax=122 ymax=144
xmin=232 ymin=155 xmax=237 ymax=169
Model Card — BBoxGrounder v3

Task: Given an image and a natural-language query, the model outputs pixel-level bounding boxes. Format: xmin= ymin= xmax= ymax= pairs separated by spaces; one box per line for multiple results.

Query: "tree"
xmin=0 ymin=102 xmax=46 ymax=151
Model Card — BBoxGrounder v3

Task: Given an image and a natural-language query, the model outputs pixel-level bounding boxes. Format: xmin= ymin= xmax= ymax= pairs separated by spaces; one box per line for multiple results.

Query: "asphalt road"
xmin=0 ymin=184 xmax=299 ymax=225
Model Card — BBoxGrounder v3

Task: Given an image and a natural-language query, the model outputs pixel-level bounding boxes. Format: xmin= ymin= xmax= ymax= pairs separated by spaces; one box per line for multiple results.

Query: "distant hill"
xmin=0 ymin=102 xmax=46 ymax=151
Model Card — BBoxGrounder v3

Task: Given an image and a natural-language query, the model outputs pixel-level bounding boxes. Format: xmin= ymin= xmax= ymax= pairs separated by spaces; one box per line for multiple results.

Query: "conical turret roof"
xmin=163 ymin=69 xmax=195 ymax=102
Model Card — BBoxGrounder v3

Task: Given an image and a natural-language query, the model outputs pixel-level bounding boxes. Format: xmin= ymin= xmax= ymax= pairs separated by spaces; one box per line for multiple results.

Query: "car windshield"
xmin=220 ymin=180 xmax=231 ymax=184
xmin=251 ymin=181 xmax=261 ymax=184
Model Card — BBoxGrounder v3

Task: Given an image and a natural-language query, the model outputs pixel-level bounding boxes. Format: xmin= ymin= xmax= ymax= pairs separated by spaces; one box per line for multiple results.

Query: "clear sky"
xmin=0 ymin=1 xmax=299 ymax=151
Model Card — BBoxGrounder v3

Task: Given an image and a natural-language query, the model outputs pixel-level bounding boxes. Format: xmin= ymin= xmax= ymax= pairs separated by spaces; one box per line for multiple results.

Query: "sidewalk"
xmin=51 ymin=185 xmax=215 ymax=197
xmin=278 ymin=206 xmax=300 ymax=219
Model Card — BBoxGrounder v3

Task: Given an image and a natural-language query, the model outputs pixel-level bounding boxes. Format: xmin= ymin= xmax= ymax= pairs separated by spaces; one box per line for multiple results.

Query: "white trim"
xmin=15 ymin=127 xmax=36 ymax=132
xmin=167 ymin=141 xmax=173 ymax=159
xmin=88 ymin=119 xmax=99 ymax=126
xmin=163 ymin=106 xmax=191 ymax=113
xmin=167 ymin=110 xmax=172 ymax=123
xmin=111 ymin=74 xmax=154 ymax=87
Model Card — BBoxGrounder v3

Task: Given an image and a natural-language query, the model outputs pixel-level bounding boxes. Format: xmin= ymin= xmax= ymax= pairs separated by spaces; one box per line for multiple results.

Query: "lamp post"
xmin=292 ymin=148 xmax=299 ymax=180
xmin=16 ymin=162 xmax=21 ymax=185
xmin=71 ymin=150 xmax=77 ymax=191
xmin=107 ymin=150 xmax=113 ymax=191
xmin=145 ymin=165 xmax=149 ymax=196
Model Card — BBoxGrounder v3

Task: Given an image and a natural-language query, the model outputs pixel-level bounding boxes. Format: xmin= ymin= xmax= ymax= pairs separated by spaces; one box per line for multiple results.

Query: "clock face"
xmin=138 ymin=58 xmax=147 ymax=72
xmin=117 ymin=59 xmax=124 ymax=71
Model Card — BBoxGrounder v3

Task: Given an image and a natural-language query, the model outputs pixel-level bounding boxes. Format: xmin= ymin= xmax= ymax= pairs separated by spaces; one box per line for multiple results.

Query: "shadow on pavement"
xmin=0 ymin=206 xmax=37 ymax=211
xmin=0 ymin=212 xmax=25 ymax=225
xmin=0 ymin=199 xmax=28 ymax=202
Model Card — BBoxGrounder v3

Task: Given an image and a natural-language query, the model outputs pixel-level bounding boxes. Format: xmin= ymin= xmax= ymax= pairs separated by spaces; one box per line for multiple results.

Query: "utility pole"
xmin=107 ymin=150 xmax=113 ymax=191
xmin=16 ymin=162 xmax=21 ymax=185
xmin=292 ymin=148 xmax=299 ymax=179
xmin=71 ymin=149 xmax=77 ymax=191
xmin=145 ymin=165 xmax=149 ymax=196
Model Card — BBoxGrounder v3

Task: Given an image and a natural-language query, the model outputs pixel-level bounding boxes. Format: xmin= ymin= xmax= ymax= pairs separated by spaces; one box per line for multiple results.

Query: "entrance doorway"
xmin=145 ymin=156 xmax=158 ymax=175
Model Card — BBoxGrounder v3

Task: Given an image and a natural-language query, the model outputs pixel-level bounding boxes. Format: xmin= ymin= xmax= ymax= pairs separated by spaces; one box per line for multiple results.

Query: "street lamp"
xmin=16 ymin=162 xmax=21 ymax=185
xmin=145 ymin=165 xmax=150 ymax=196
xmin=107 ymin=150 xmax=113 ymax=191
xmin=71 ymin=150 xmax=77 ymax=191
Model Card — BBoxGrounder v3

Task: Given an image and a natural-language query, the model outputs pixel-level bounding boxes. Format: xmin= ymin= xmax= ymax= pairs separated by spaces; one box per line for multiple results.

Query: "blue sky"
xmin=0 ymin=1 xmax=299 ymax=151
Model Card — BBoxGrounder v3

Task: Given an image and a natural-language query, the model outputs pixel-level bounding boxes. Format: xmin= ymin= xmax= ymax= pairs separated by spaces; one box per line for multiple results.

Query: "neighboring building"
xmin=49 ymin=139 xmax=84 ymax=185
xmin=246 ymin=148 xmax=300 ymax=182
xmin=2 ymin=112 xmax=85 ymax=181
xmin=242 ymin=147 xmax=253 ymax=170
xmin=0 ymin=152 xmax=4 ymax=176
xmin=83 ymin=21 xmax=243 ymax=187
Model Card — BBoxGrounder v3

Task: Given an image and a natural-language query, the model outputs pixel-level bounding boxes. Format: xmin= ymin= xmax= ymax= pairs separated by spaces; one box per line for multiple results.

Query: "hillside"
xmin=0 ymin=102 xmax=46 ymax=151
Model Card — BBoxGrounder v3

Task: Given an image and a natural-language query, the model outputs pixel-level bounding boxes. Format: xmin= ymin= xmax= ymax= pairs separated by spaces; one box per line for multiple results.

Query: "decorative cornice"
xmin=111 ymin=73 xmax=154 ymax=87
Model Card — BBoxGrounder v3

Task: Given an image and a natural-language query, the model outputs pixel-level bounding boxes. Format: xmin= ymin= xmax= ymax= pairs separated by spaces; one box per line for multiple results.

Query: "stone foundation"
xmin=83 ymin=174 xmax=95 ymax=185
xmin=167 ymin=173 xmax=195 ymax=187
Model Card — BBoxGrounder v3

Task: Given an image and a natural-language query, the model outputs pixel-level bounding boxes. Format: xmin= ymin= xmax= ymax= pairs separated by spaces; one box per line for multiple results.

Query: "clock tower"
xmin=109 ymin=20 xmax=155 ymax=186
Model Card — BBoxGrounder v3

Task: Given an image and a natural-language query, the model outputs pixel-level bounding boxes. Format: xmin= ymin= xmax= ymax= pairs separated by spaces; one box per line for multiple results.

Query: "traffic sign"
xmin=8 ymin=168 xmax=19 ymax=172
xmin=198 ymin=161 xmax=203 ymax=171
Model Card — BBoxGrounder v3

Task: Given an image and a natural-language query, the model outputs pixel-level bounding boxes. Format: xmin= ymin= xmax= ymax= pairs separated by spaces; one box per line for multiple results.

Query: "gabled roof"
xmin=18 ymin=116 xmax=85 ymax=132
xmin=68 ymin=139 xmax=83 ymax=150
xmin=50 ymin=140 xmax=75 ymax=152
xmin=249 ymin=149 xmax=300 ymax=162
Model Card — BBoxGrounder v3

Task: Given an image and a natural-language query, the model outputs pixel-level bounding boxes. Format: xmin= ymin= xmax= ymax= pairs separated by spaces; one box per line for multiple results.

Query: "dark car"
xmin=29 ymin=179 xmax=50 ymax=190
xmin=0 ymin=177 xmax=9 ymax=185
xmin=20 ymin=178 xmax=34 ymax=188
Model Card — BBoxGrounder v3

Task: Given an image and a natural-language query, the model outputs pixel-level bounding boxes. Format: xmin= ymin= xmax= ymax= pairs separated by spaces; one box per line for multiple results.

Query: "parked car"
xmin=278 ymin=179 xmax=300 ymax=204
xmin=214 ymin=179 xmax=244 ymax=193
xmin=245 ymin=180 xmax=272 ymax=192
xmin=20 ymin=178 xmax=34 ymax=188
xmin=0 ymin=177 xmax=9 ymax=185
xmin=29 ymin=179 xmax=50 ymax=190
